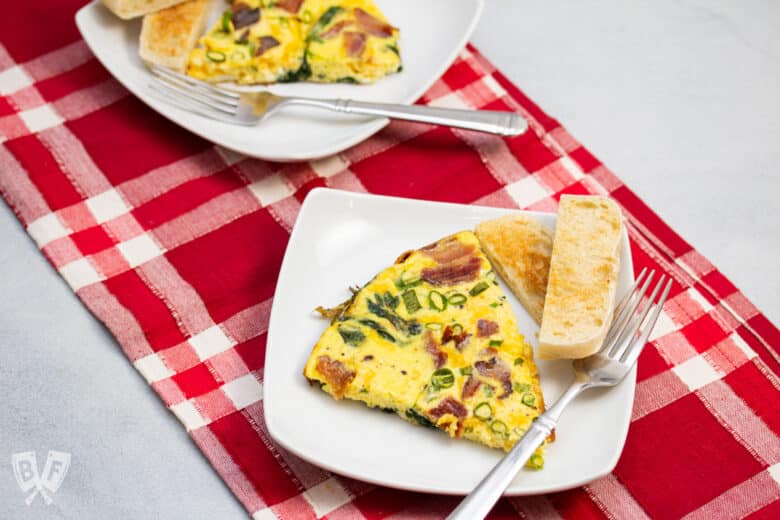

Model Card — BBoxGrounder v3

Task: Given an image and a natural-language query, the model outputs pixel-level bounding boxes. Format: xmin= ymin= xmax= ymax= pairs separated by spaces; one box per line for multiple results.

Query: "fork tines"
xmin=603 ymin=269 xmax=673 ymax=365
xmin=148 ymin=65 xmax=243 ymax=124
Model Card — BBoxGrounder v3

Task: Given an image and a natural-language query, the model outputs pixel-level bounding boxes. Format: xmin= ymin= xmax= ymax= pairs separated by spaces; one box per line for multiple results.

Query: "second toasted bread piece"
xmin=538 ymin=195 xmax=623 ymax=360
xmin=102 ymin=0 xmax=185 ymax=20
xmin=475 ymin=214 xmax=553 ymax=324
xmin=139 ymin=0 xmax=210 ymax=72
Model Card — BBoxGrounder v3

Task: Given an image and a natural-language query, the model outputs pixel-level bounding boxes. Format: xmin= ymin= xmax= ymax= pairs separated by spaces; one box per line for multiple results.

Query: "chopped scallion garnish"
xmin=428 ymin=291 xmax=447 ymax=311
xmin=522 ymin=393 xmax=536 ymax=407
xmin=491 ymin=420 xmax=507 ymax=435
xmin=489 ymin=339 xmax=504 ymax=347
xmin=514 ymin=358 xmax=524 ymax=366
xmin=513 ymin=383 xmax=530 ymax=394
xmin=206 ymin=50 xmax=226 ymax=63
xmin=469 ymin=281 xmax=489 ymax=296
xmin=402 ymin=289 xmax=421 ymax=314
xmin=431 ymin=368 xmax=455 ymax=390
xmin=528 ymin=453 xmax=544 ymax=469
xmin=220 ymin=10 xmax=232 ymax=33
xmin=447 ymin=292 xmax=467 ymax=305
xmin=474 ymin=402 xmax=492 ymax=421
xmin=459 ymin=366 xmax=473 ymax=376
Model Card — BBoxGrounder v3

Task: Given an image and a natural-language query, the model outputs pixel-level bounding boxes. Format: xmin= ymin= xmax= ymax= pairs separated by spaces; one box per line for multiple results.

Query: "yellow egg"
xmin=187 ymin=0 xmax=401 ymax=85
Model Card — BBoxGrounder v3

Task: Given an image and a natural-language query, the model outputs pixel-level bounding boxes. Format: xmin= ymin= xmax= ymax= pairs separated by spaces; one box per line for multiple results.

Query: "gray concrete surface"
xmin=1 ymin=1 xmax=777 ymax=518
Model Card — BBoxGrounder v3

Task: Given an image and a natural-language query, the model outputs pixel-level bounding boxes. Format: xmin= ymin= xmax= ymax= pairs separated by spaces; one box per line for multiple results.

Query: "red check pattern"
xmin=2 ymin=2 xmax=779 ymax=518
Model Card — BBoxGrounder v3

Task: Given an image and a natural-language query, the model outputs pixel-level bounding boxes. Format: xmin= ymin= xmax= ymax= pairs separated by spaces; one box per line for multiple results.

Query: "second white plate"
xmin=75 ymin=0 xmax=484 ymax=162
xmin=264 ymin=188 xmax=636 ymax=495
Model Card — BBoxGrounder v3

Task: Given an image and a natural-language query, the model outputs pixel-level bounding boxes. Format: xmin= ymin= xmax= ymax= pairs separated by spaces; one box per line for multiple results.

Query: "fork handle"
xmin=447 ymin=381 xmax=587 ymax=520
xmin=285 ymin=98 xmax=528 ymax=136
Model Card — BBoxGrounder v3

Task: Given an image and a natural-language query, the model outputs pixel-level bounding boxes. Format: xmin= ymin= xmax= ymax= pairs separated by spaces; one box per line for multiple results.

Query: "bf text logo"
xmin=12 ymin=451 xmax=71 ymax=505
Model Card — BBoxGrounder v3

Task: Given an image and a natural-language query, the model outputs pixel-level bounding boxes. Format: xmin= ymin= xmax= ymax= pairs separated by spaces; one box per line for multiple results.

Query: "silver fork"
xmin=147 ymin=65 xmax=528 ymax=136
xmin=448 ymin=268 xmax=673 ymax=520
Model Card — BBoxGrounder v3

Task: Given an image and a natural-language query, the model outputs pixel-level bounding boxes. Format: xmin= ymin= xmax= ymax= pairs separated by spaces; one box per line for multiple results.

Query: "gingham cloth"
xmin=2 ymin=2 xmax=779 ymax=519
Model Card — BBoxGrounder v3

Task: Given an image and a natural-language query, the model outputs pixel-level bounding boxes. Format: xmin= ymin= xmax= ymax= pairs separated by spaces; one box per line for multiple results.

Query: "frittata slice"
xmin=188 ymin=1 xmax=306 ymax=84
xmin=304 ymin=231 xmax=547 ymax=463
xmin=304 ymin=0 xmax=401 ymax=83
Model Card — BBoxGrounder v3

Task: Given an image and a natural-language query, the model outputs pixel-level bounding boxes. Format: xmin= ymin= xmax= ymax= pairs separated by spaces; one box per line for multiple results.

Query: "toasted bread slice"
xmin=101 ymin=0 xmax=186 ymax=19
xmin=139 ymin=0 xmax=210 ymax=72
xmin=475 ymin=215 xmax=553 ymax=324
xmin=538 ymin=195 xmax=623 ymax=360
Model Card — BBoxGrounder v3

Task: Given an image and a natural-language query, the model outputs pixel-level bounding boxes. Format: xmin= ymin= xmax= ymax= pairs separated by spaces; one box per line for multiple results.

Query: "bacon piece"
xmin=343 ymin=31 xmax=366 ymax=57
xmin=428 ymin=397 xmax=467 ymax=420
xmin=231 ymin=3 xmax=260 ymax=30
xmin=315 ymin=356 xmax=355 ymax=399
xmin=419 ymin=236 xmax=481 ymax=285
xmin=441 ymin=326 xmax=472 ymax=352
xmin=320 ymin=20 xmax=350 ymax=39
xmin=354 ymin=7 xmax=395 ymax=38
xmin=420 ymin=236 xmax=475 ymax=263
xmin=255 ymin=36 xmax=280 ymax=56
xmin=477 ymin=319 xmax=499 ymax=338
xmin=455 ymin=334 xmax=472 ymax=351
xmin=421 ymin=256 xmax=481 ymax=286
xmin=425 ymin=330 xmax=447 ymax=369
xmin=275 ymin=0 xmax=304 ymax=13
xmin=474 ymin=356 xmax=513 ymax=399
xmin=461 ymin=375 xmax=481 ymax=399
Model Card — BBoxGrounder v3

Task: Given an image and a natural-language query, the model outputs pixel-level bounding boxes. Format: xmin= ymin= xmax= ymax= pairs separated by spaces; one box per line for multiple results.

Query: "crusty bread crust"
xmin=102 ymin=0 xmax=188 ymax=19
xmin=475 ymin=215 xmax=553 ymax=324
xmin=139 ymin=0 xmax=210 ymax=72
xmin=538 ymin=195 xmax=623 ymax=360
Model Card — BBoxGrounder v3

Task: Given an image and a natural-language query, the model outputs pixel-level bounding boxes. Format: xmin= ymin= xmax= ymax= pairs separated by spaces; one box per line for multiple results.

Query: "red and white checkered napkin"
xmin=1 ymin=3 xmax=779 ymax=518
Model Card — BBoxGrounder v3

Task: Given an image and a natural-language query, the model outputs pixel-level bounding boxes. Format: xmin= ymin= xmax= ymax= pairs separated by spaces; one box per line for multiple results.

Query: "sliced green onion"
xmin=489 ymin=302 xmax=499 ymax=308
xmin=428 ymin=291 xmax=447 ymax=311
xmin=513 ymin=382 xmax=530 ymax=394
xmin=514 ymin=357 xmax=524 ymax=366
xmin=459 ymin=366 xmax=473 ymax=376
xmin=431 ymin=368 xmax=455 ymax=390
xmin=338 ymin=326 xmax=365 ymax=347
xmin=528 ymin=453 xmax=544 ymax=469
xmin=206 ymin=50 xmax=226 ymax=63
xmin=425 ymin=322 xmax=442 ymax=331
xmin=450 ymin=323 xmax=463 ymax=335
xmin=396 ymin=270 xmax=421 ymax=289
xmin=474 ymin=402 xmax=492 ymax=421
xmin=221 ymin=10 xmax=232 ymax=33
xmin=483 ymin=385 xmax=494 ymax=398
xmin=301 ymin=9 xmax=313 ymax=24
xmin=469 ymin=281 xmax=489 ymax=296
xmin=402 ymin=289 xmax=421 ymax=314
xmin=491 ymin=420 xmax=508 ymax=435
xmin=447 ymin=292 xmax=467 ymax=305
xmin=522 ymin=393 xmax=536 ymax=407
xmin=489 ymin=339 xmax=504 ymax=347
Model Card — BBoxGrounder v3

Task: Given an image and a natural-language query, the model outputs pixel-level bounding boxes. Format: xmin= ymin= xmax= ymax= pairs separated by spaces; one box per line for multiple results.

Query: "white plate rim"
xmin=264 ymin=187 xmax=636 ymax=496
xmin=74 ymin=0 xmax=485 ymax=162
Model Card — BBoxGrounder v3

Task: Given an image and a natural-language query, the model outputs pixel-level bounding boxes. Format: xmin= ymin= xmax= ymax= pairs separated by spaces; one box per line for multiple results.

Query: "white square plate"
xmin=264 ymin=188 xmax=636 ymax=495
xmin=75 ymin=0 xmax=484 ymax=162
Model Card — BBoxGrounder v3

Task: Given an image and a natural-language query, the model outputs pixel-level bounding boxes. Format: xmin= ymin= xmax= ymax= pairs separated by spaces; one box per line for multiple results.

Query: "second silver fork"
xmin=148 ymin=65 xmax=528 ymax=136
